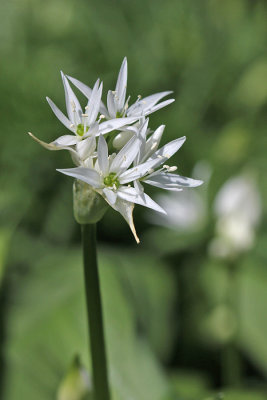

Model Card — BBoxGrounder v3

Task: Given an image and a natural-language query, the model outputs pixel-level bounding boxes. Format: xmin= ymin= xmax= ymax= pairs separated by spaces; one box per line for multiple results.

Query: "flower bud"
xmin=112 ymin=131 xmax=134 ymax=150
xmin=73 ymin=180 xmax=108 ymax=224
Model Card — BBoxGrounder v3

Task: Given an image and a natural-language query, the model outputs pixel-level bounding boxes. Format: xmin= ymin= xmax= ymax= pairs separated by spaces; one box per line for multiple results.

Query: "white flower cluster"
xmin=29 ymin=58 xmax=202 ymax=242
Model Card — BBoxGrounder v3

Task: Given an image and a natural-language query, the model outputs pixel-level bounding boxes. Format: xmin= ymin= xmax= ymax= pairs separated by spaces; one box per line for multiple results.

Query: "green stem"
xmin=81 ymin=224 xmax=110 ymax=400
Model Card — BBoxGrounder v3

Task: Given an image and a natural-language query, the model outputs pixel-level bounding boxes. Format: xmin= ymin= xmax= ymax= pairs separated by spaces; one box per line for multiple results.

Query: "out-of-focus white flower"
xmin=209 ymin=174 xmax=261 ymax=258
xmin=68 ymin=57 xmax=175 ymax=120
xmin=146 ymin=161 xmax=211 ymax=231
xmin=147 ymin=190 xmax=206 ymax=230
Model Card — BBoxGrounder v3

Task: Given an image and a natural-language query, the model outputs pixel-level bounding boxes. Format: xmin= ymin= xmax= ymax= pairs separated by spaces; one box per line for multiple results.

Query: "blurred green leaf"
xmin=217 ymin=388 xmax=267 ymax=400
xmin=170 ymin=370 xmax=209 ymax=399
xmin=3 ymin=231 xmax=170 ymax=400
xmin=239 ymin=264 xmax=267 ymax=377
xmin=109 ymin=248 xmax=177 ymax=361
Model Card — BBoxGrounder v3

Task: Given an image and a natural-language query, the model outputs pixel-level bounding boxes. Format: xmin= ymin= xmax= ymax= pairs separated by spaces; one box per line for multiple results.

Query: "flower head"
xmin=28 ymin=71 xmax=137 ymax=162
xmin=68 ymin=57 xmax=175 ymax=120
xmin=57 ymin=122 xmax=202 ymax=242
xmin=29 ymin=58 xmax=202 ymax=242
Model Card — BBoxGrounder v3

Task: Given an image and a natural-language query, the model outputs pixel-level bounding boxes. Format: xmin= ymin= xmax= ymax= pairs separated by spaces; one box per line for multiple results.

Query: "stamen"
xmin=71 ymin=101 xmax=76 ymax=112
xmin=125 ymin=95 xmax=131 ymax=108
xmin=148 ymin=168 xmax=154 ymax=174
xmin=168 ymin=166 xmax=177 ymax=172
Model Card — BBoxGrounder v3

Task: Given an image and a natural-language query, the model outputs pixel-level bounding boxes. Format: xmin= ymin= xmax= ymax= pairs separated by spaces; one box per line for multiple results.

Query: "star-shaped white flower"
xmin=131 ymin=119 xmax=203 ymax=194
xmin=28 ymin=71 xmax=138 ymax=157
xmin=57 ymin=134 xmax=169 ymax=242
xmin=67 ymin=57 xmax=175 ymax=121
xmin=57 ymin=121 xmax=202 ymax=242
xmin=28 ymin=59 xmax=203 ymax=243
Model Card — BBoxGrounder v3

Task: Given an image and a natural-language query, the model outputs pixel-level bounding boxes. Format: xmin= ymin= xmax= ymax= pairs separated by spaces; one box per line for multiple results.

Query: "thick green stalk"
xmin=81 ymin=224 xmax=110 ymax=400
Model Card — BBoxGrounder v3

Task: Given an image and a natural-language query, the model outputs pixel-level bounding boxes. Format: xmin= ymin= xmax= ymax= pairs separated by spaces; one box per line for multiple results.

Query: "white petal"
xmin=46 ymin=97 xmax=74 ymax=132
xmin=143 ymin=179 xmax=183 ymax=191
xmin=99 ymin=117 xmax=138 ymax=134
xmin=143 ymin=125 xmax=165 ymax=161
xmin=67 ymin=75 xmax=108 ymax=116
xmin=57 ymin=167 xmax=102 ymax=188
xmin=53 ymin=135 xmax=78 ymax=146
xmin=97 ymin=135 xmax=109 ymax=176
xmin=134 ymin=180 xmax=144 ymax=195
xmin=119 ymin=157 xmax=165 ymax=184
xmin=86 ymin=122 xmax=99 ymax=137
xmin=118 ymin=186 xmax=166 ymax=214
xmin=87 ymin=81 xmax=103 ymax=126
xmin=110 ymin=135 xmax=140 ymax=174
xmin=108 ymin=197 xmax=139 ymax=243
xmin=28 ymin=132 xmax=77 ymax=154
xmin=76 ymin=136 xmax=96 ymax=159
xmin=135 ymin=118 xmax=149 ymax=163
xmin=127 ymin=91 xmax=173 ymax=116
xmin=83 ymin=157 xmax=94 ymax=168
xmin=112 ymin=131 xmax=134 ymax=150
xmin=144 ymin=172 xmax=203 ymax=189
xmin=144 ymin=99 xmax=175 ymax=116
xmin=115 ymin=57 xmax=128 ymax=111
xmin=148 ymin=136 xmax=186 ymax=169
xmin=103 ymin=188 xmax=117 ymax=205
xmin=61 ymin=71 xmax=82 ymax=123
xmin=107 ymin=90 xmax=116 ymax=118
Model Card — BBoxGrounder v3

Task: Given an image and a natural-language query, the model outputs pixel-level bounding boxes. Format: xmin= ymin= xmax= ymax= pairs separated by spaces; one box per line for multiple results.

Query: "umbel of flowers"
xmin=29 ymin=58 xmax=202 ymax=242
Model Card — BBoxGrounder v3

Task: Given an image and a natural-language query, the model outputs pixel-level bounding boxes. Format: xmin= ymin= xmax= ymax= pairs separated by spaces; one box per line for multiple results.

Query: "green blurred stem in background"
xmin=81 ymin=224 xmax=110 ymax=400
xmin=221 ymin=262 xmax=242 ymax=388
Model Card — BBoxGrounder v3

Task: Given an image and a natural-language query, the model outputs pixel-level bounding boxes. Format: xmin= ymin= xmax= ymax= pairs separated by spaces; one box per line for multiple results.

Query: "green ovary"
xmin=76 ymin=124 xmax=89 ymax=136
xmin=104 ymin=172 xmax=120 ymax=189
xmin=116 ymin=111 xmax=123 ymax=118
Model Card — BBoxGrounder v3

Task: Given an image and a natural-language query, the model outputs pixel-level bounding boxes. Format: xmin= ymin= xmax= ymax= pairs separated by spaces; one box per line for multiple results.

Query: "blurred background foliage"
xmin=0 ymin=0 xmax=267 ymax=399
